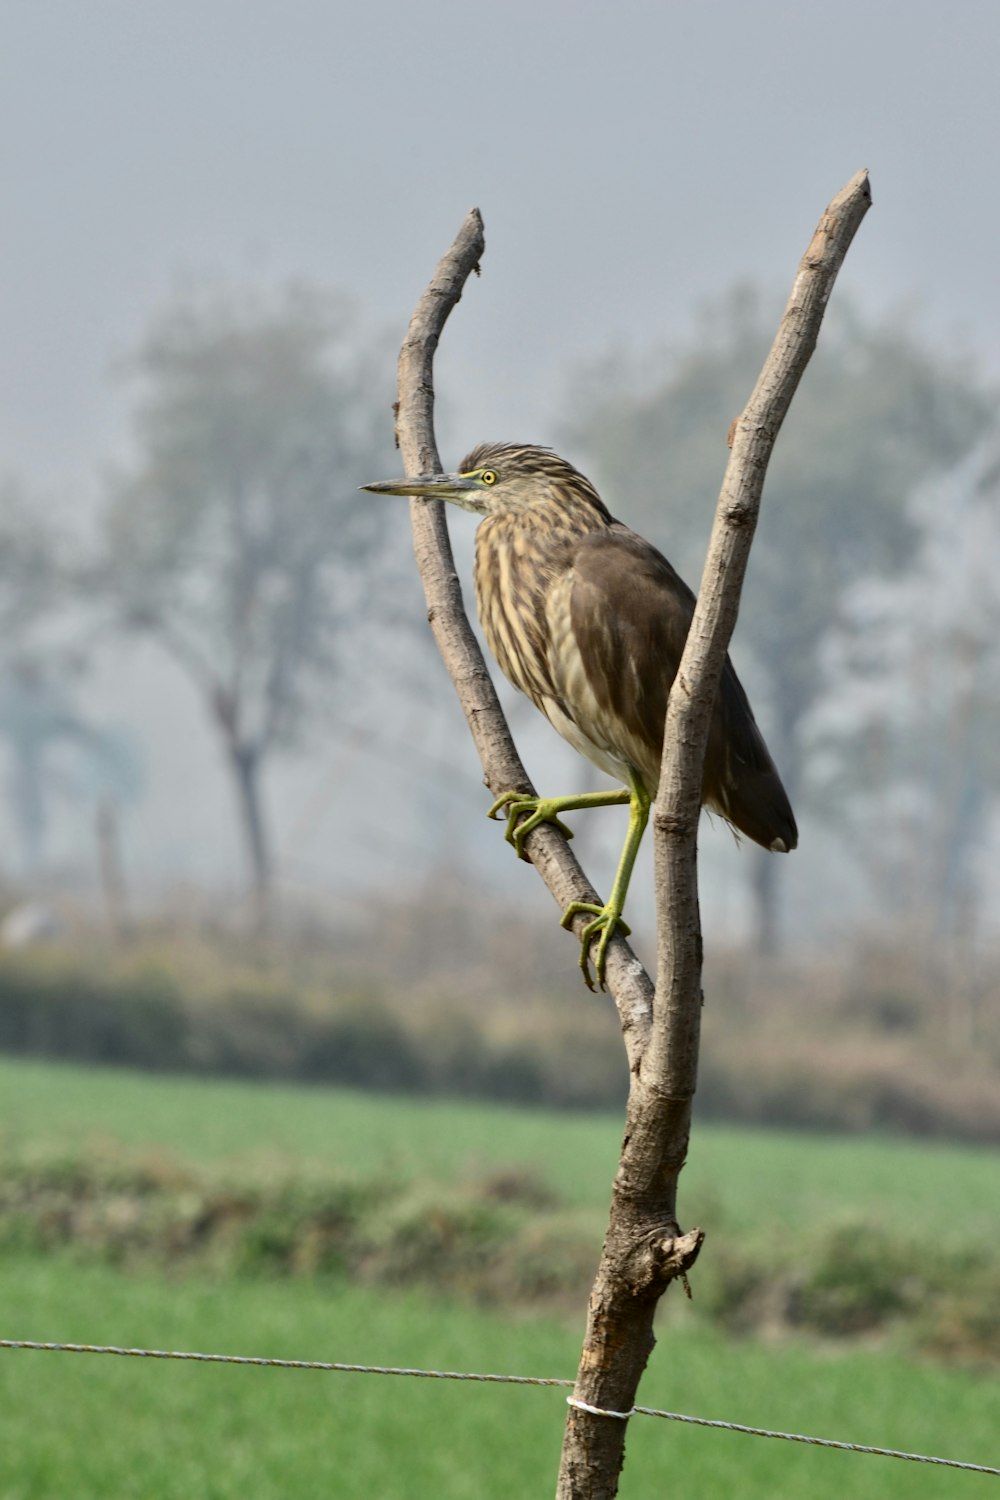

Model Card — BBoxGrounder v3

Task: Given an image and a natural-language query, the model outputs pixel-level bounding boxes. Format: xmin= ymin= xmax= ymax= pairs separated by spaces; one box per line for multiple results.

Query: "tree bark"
xmin=385 ymin=173 xmax=872 ymax=1500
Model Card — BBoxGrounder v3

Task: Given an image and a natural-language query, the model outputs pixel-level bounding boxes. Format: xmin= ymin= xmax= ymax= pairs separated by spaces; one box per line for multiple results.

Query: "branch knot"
xmin=625 ymin=1224 xmax=705 ymax=1296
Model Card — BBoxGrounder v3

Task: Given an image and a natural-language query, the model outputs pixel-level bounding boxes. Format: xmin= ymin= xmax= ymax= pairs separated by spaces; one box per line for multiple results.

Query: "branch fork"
xmin=385 ymin=171 xmax=871 ymax=1500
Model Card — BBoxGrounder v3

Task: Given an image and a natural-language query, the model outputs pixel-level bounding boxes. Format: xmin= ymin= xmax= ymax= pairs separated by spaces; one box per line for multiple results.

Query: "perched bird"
xmin=363 ymin=443 xmax=796 ymax=988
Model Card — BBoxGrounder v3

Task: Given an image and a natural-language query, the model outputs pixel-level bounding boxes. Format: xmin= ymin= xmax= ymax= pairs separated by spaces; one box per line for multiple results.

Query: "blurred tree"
xmin=0 ymin=480 xmax=77 ymax=872
xmin=100 ymin=283 xmax=392 ymax=923
xmin=0 ymin=477 xmax=64 ymax=636
xmin=0 ymin=658 xmax=89 ymax=872
xmin=817 ymin=431 xmax=1000 ymax=941
xmin=0 ymin=481 xmax=138 ymax=884
xmin=563 ymin=288 xmax=992 ymax=950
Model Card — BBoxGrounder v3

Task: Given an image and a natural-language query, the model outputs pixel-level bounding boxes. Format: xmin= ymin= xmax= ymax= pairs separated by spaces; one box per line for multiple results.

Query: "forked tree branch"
xmin=386 ymin=173 xmax=871 ymax=1500
xmin=649 ymin=167 xmax=873 ymax=1095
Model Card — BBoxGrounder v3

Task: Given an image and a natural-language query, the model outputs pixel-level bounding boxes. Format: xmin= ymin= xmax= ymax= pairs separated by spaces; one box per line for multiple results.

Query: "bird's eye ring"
xmin=480 ymin=469 xmax=498 ymax=486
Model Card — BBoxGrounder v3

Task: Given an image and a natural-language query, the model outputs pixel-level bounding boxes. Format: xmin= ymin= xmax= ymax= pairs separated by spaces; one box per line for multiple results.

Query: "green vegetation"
xmin=1 ymin=1256 xmax=995 ymax=1500
xmin=1 ymin=1056 xmax=997 ymax=1495
xmin=3 ymin=1054 xmax=999 ymax=1236
xmin=1 ymin=926 xmax=999 ymax=1144
xmin=1 ymin=1056 xmax=998 ymax=1366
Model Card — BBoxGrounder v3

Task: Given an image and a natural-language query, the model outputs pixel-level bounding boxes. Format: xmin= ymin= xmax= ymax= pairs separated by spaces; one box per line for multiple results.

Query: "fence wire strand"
xmin=2 ymin=1338 xmax=997 ymax=1477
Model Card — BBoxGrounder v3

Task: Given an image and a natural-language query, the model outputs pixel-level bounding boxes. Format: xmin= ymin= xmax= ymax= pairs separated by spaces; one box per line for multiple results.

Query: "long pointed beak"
xmin=361 ymin=473 xmax=482 ymax=500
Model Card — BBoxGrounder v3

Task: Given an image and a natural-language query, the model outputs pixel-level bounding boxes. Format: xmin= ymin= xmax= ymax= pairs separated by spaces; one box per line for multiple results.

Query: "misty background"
xmin=1 ymin=0 xmax=999 ymax=971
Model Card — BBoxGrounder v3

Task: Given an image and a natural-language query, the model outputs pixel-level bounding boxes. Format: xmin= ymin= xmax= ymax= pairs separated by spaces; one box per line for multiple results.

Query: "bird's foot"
xmin=487 ymin=791 xmax=575 ymax=862
xmin=559 ymin=901 xmax=632 ymax=992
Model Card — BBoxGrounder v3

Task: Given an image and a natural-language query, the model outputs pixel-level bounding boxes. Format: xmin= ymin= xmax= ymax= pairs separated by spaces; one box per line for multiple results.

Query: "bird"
xmin=362 ymin=443 xmax=797 ymax=989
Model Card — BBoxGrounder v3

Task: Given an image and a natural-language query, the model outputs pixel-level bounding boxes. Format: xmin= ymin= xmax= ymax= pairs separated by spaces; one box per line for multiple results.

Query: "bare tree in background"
xmin=819 ymin=428 xmax=1000 ymax=941
xmin=565 ymin=293 xmax=991 ymax=952
xmin=0 ymin=480 xmax=92 ymax=875
xmin=0 ymin=480 xmax=64 ymax=633
xmin=100 ymin=284 xmax=392 ymax=922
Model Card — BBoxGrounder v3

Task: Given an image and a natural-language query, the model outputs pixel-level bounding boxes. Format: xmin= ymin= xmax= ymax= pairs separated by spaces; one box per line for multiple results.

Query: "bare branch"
xmin=649 ymin=168 xmax=873 ymax=1091
xmin=393 ymin=209 xmax=654 ymax=1064
xmin=137 ymin=611 xmax=222 ymax=703
xmin=555 ymin=169 xmax=872 ymax=1499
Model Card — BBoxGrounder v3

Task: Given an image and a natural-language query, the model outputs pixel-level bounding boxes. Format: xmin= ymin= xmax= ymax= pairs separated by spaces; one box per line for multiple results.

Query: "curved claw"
xmin=487 ymin=791 xmax=575 ymax=862
xmin=560 ymin=901 xmax=632 ymax=991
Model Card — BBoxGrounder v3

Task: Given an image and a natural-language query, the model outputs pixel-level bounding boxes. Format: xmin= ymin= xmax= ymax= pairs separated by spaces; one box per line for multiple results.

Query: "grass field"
xmin=1 ymin=1055 xmax=998 ymax=1497
xmin=2 ymin=1256 xmax=997 ymax=1500
xmin=1 ymin=1054 xmax=997 ymax=1244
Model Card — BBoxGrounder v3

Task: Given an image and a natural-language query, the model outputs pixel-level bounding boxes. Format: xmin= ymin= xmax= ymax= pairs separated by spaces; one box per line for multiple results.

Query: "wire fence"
xmin=3 ymin=1337 xmax=997 ymax=1478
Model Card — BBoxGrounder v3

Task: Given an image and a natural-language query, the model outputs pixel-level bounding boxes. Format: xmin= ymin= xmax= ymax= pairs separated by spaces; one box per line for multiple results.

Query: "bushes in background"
xmin=1 ymin=930 xmax=999 ymax=1142
xmin=0 ymin=950 xmax=596 ymax=1107
xmin=2 ymin=1139 xmax=996 ymax=1367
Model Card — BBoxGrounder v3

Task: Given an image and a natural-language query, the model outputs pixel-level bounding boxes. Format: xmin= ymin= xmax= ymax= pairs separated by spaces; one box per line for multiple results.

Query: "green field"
xmin=1 ymin=1056 xmax=998 ymax=1498
xmin=2 ymin=1257 xmax=996 ymax=1499
xmin=2 ymin=1055 xmax=998 ymax=1241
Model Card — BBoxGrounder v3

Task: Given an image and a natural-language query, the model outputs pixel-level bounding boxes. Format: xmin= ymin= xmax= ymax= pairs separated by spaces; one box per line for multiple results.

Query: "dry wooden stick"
xmin=392 ymin=207 xmax=654 ymax=1070
xmin=555 ymin=168 xmax=872 ymax=1500
xmin=650 ymin=167 xmax=874 ymax=1092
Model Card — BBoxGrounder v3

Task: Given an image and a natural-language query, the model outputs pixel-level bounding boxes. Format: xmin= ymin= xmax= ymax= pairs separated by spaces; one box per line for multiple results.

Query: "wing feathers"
xmin=567 ymin=529 xmax=798 ymax=853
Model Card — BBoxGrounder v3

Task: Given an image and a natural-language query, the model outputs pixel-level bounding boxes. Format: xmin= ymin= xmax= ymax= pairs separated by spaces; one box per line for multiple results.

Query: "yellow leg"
xmin=560 ymin=771 xmax=650 ymax=991
xmin=488 ymin=786 xmax=630 ymax=862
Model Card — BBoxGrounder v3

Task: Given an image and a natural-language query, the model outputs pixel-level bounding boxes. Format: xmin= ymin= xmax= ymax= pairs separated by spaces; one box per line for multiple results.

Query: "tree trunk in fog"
xmin=750 ymin=845 xmax=778 ymax=956
xmin=749 ymin=711 xmax=799 ymax=956
xmin=96 ymin=798 xmax=131 ymax=939
xmin=228 ymin=742 xmax=272 ymax=929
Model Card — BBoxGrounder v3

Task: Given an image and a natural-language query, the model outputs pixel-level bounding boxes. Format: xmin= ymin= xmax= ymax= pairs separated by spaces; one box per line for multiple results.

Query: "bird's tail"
xmin=712 ymin=759 xmax=798 ymax=852
xmin=706 ymin=663 xmax=798 ymax=853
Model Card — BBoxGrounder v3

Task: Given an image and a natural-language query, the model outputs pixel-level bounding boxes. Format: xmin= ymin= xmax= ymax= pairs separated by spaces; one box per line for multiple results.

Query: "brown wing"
xmin=568 ymin=529 xmax=798 ymax=852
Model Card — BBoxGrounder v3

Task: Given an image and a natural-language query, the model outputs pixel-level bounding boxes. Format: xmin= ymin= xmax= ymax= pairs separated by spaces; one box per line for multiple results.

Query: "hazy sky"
xmin=1 ymin=0 xmax=998 ymax=930
xmin=3 ymin=0 xmax=999 ymax=491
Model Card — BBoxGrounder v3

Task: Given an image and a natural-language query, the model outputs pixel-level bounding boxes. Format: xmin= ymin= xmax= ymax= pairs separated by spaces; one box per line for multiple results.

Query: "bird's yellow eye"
xmin=480 ymin=469 xmax=498 ymax=486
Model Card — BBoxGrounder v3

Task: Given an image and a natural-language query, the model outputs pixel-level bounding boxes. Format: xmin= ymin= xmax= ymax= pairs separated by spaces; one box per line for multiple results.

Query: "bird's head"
xmin=361 ymin=442 xmax=608 ymax=519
